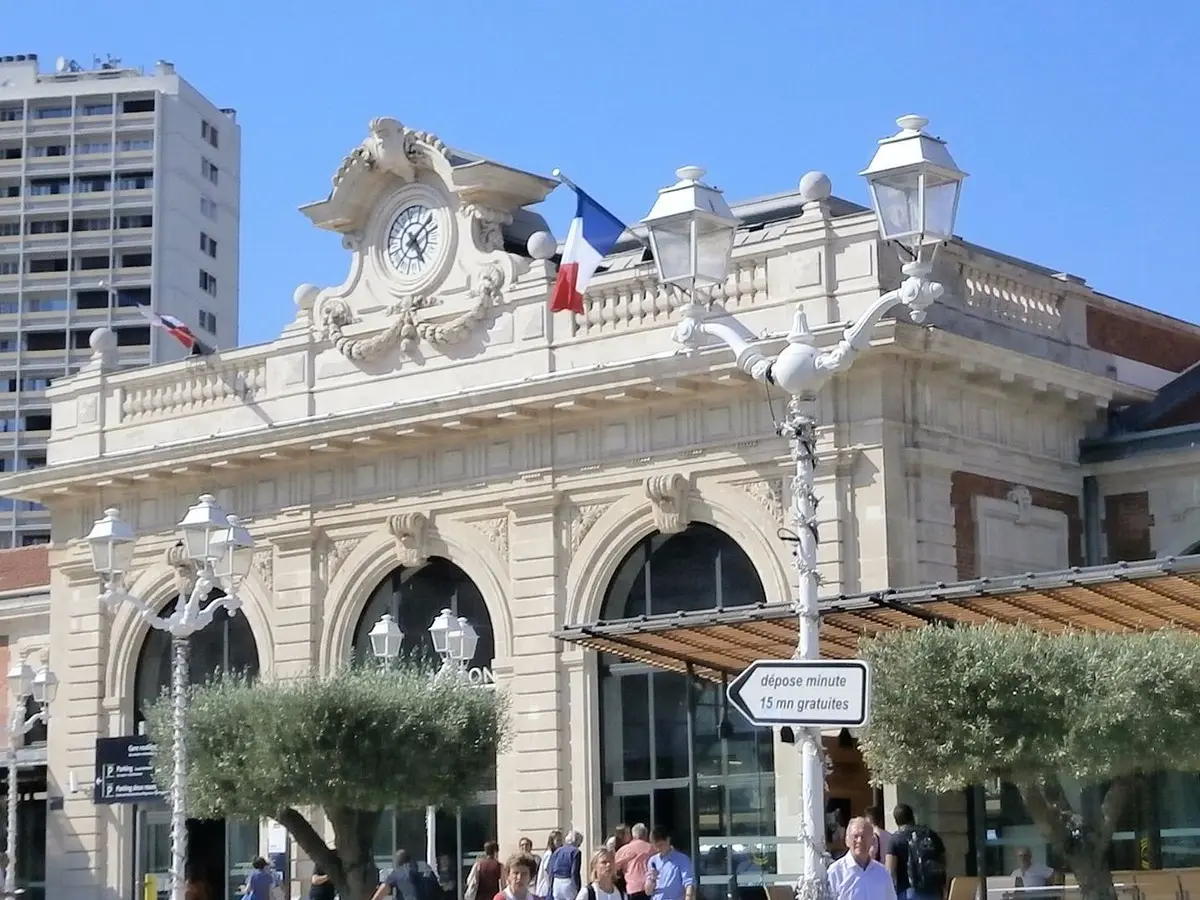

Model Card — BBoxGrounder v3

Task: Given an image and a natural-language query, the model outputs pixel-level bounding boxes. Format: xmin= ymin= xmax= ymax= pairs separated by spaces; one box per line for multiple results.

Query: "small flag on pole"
xmin=137 ymin=306 xmax=211 ymax=356
xmin=550 ymin=180 xmax=628 ymax=315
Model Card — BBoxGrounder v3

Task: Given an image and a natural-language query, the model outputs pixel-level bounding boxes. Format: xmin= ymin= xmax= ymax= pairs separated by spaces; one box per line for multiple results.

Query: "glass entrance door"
xmin=135 ymin=809 xmax=171 ymax=900
xmin=374 ymin=796 xmax=499 ymax=899
xmin=135 ymin=808 xmax=254 ymax=900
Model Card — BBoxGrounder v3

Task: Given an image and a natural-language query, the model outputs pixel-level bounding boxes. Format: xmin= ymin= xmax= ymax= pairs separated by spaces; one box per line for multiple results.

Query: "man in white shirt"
xmin=828 ymin=817 xmax=898 ymax=900
xmin=1011 ymin=848 xmax=1055 ymax=887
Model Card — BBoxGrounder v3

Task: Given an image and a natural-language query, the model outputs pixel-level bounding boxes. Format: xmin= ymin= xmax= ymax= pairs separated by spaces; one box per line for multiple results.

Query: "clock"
xmin=386 ymin=203 xmax=441 ymax=278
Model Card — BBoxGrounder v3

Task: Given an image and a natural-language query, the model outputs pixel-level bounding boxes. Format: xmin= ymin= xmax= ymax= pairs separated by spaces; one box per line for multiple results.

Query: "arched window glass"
xmin=130 ymin=591 xmax=262 ymax=900
xmin=351 ymin=557 xmax=494 ymax=673
xmin=350 ymin=558 xmax=498 ymax=890
xmin=132 ymin=591 xmax=260 ymax=726
xmin=598 ymin=524 xmax=776 ymax=900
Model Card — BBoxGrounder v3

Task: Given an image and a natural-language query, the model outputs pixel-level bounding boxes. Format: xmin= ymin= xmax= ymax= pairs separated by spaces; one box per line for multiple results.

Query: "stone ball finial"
xmin=527 ymin=231 xmax=557 ymax=261
xmin=89 ymin=327 xmax=117 ymax=354
xmin=293 ymin=283 xmax=319 ymax=311
xmin=798 ymin=171 xmax=832 ymax=203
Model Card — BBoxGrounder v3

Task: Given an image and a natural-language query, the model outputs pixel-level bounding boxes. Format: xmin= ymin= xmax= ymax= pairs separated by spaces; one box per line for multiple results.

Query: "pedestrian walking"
xmin=547 ymin=831 xmax=583 ymax=900
xmin=828 ymin=817 xmax=897 ymax=900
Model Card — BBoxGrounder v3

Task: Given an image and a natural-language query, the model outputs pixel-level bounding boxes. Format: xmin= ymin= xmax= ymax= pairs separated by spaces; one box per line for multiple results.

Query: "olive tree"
xmin=859 ymin=624 xmax=1200 ymax=900
xmin=145 ymin=662 xmax=508 ymax=900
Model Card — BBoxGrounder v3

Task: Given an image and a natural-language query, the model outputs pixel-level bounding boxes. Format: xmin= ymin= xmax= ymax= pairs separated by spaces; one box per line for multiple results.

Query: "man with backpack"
xmin=885 ymin=805 xmax=947 ymax=900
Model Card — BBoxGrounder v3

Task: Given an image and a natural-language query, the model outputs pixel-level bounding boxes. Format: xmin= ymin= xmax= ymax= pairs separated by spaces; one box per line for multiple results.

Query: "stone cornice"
xmin=0 ymin=352 xmax=764 ymax=499
xmin=892 ymin=326 xmax=1151 ymax=407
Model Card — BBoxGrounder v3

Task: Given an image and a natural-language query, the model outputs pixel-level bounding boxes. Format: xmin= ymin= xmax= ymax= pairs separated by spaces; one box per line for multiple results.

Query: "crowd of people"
xmin=302 ymin=803 xmax=1053 ymax=900
xmin=350 ymin=824 xmax=694 ymax=900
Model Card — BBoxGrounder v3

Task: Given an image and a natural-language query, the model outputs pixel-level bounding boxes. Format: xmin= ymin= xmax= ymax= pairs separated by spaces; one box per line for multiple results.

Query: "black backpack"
xmin=905 ymin=825 xmax=947 ymax=895
xmin=587 ymin=885 xmax=626 ymax=900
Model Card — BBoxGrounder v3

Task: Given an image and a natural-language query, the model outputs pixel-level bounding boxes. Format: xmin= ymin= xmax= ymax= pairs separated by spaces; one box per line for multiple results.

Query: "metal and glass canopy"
xmin=553 ymin=556 xmax=1200 ymax=682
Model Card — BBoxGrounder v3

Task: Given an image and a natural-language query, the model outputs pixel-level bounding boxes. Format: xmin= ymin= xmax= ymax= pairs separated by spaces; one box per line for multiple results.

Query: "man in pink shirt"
xmin=614 ymin=823 xmax=653 ymax=900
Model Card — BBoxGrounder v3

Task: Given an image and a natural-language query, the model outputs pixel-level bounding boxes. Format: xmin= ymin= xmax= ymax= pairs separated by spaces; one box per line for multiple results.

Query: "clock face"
xmin=386 ymin=204 xmax=440 ymax=278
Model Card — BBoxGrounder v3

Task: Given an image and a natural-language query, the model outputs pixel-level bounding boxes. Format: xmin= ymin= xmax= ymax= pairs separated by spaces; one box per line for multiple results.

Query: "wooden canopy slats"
xmin=554 ymin=559 xmax=1200 ymax=683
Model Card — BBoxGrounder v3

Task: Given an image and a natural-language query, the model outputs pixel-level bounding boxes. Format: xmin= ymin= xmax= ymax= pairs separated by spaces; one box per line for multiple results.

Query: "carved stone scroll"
xmin=1005 ymin=485 xmax=1034 ymax=525
xmin=645 ymin=474 xmax=691 ymax=535
xmin=388 ymin=511 xmax=430 ymax=567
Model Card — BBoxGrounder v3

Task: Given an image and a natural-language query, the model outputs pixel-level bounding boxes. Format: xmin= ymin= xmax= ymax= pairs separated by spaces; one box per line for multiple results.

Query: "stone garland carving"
xmin=1006 ymin=485 xmax=1034 ymax=525
xmin=740 ymin=478 xmax=785 ymax=524
xmin=388 ymin=511 xmax=430 ymax=567
xmin=462 ymin=203 xmax=512 ymax=253
xmin=327 ymin=538 xmax=359 ymax=580
xmin=252 ymin=548 xmax=275 ymax=594
xmin=570 ymin=504 xmax=608 ymax=553
xmin=474 ymin=515 xmax=510 ymax=562
xmin=320 ymin=263 xmax=507 ymax=363
xmin=645 ymin=474 xmax=691 ymax=535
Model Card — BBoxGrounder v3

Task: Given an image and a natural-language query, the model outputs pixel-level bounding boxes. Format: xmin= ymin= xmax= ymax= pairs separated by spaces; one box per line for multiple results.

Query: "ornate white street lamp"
xmin=85 ymin=494 xmax=254 ymax=900
xmin=428 ymin=608 xmax=479 ymax=674
xmin=641 ymin=165 xmax=740 ymax=299
xmin=368 ymin=614 xmax=405 ymax=662
xmin=5 ymin=662 xmax=55 ymax=894
xmin=646 ymin=116 xmax=966 ymax=900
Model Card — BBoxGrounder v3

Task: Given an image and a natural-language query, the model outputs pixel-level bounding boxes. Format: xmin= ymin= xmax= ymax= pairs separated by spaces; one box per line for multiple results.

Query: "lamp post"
xmin=5 ymin=662 xmax=55 ymax=894
xmin=367 ymin=609 xmax=479 ymax=867
xmin=85 ymin=494 xmax=255 ymax=900
xmin=642 ymin=116 xmax=966 ymax=900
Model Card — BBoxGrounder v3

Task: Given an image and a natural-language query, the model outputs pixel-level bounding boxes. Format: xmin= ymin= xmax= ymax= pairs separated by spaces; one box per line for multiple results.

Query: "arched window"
xmin=599 ymin=524 xmax=776 ymax=895
xmin=131 ymin=591 xmax=261 ymax=900
xmin=133 ymin=591 xmax=260 ymax=725
xmin=350 ymin=558 xmax=497 ymax=889
xmin=351 ymin=557 xmax=494 ymax=673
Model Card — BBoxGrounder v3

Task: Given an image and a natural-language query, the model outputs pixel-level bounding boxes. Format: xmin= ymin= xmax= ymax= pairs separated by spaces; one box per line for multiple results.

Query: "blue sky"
xmin=11 ymin=0 xmax=1199 ymax=346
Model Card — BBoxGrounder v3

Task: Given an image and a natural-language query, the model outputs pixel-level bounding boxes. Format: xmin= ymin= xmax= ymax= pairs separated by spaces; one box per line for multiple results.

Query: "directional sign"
xmin=94 ymin=735 xmax=163 ymax=804
xmin=727 ymin=659 xmax=871 ymax=728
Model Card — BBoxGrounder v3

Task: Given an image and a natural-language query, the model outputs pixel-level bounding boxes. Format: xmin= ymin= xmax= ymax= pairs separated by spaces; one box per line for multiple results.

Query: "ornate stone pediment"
xmin=300 ymin=118 xmax=557 ymax=370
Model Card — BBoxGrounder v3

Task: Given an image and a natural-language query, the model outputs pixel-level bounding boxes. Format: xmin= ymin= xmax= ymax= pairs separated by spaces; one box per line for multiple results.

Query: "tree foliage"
xmin=145 ymin=660 xmax=509 ymax=900
xmin=859 ymin=623 xmax=1200 ymax=791
xmin=858 ymin=624 xmax=1200 ymax=900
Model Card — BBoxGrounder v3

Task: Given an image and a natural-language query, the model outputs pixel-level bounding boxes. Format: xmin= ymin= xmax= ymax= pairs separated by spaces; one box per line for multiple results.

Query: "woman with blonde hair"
xmin=575 ymin=848 xmax=625 ymax=900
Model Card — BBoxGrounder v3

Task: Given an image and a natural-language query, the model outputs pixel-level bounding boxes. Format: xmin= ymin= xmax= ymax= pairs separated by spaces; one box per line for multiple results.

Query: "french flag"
xmin=550 ymin=186 xmax=628 ymax=315
xmin=137 ymin=306 xmax=211 ymax=356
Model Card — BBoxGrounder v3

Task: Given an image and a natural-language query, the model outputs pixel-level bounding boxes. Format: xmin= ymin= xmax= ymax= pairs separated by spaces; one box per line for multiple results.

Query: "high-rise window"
xmin=201 ymin=120 xmax=219 ymax=148
xmin=199 ymin=269 xmax=217 ymax=297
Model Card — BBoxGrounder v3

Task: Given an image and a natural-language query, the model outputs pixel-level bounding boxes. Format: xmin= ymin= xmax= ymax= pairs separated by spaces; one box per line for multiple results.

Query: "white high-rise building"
xmin=0 ymin=53 xmax=241 ymax=547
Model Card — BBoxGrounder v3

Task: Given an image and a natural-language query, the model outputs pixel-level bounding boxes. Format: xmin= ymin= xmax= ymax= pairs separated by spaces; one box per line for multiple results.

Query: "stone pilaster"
xmin=267 ymin=520 xmax=320 ymax=679
xmin=903 ymin=448 xmax=960 ymax=585
xmin=48 ymin=557 xmax=114 ymax=898
xmin=496 ymin=492 xmax=567 ymax=848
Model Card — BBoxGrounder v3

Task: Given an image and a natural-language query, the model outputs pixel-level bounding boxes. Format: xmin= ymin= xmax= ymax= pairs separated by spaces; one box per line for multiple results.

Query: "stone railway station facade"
xmin=0 ymin=117 xmax=1199 ymax=900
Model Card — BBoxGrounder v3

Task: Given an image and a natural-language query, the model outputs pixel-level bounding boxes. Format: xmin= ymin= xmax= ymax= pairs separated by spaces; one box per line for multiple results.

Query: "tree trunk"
xmin=276 ymin=806 xmax=383 ymax=900
xmin=1015 ymin=776 xmax=1133 ymax=900
xmin=328 ymin=806 xmax=384 ymax=900
xmin=1067 ymin=845 xmax=1118 ymax=900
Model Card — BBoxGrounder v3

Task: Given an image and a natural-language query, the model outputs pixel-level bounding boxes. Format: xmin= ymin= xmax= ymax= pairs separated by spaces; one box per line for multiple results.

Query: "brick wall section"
xmin=1103 ymin=492 xmax=1154 ymax=562
xmin=1086 ymin=306 xmax=1200 ymax=373
xmin=950 ymin=472 xmax=1083 ymax=579
xmin=0 ymin=545 xmax=49 ymax=592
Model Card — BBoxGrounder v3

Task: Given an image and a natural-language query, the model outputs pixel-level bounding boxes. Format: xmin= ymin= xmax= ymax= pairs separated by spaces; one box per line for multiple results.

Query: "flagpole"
xmin=551 ymin=168 xmax=645 ymax=250
xmin=550 ymin=168 xmax=580 ymax=192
